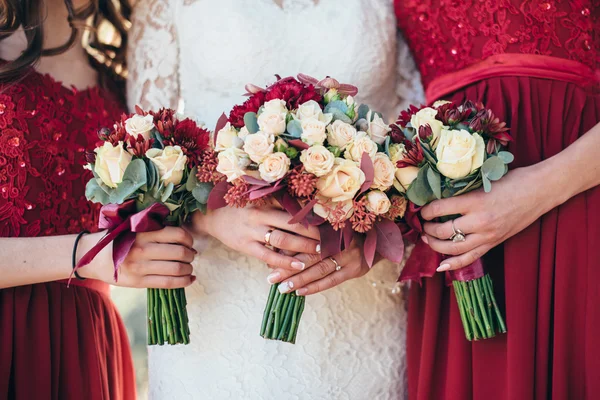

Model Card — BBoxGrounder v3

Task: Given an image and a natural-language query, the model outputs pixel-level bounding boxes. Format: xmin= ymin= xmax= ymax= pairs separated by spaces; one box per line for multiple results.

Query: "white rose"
xmin=300 ymin=145 xmax=334 ymax=177
xmin=344 ymin=131 xmax=378 ymax=162
xmin=313 ymin=197 xmax=354 ymax=222
xmin=394 ymin=166 xmax=420 ymax=193
xmin=410 ymin=107 xmax=445 ymax=147
xmin=366 ymin=190 xmax=391 ymax=215
xmin=371 ymin=152 xmax=395 ymax=191
xmin=146 ymin=145 xmax=188 ymax=186
xmin=436 ymin=129 xmax=485 ymax=179
xmin=316 ymin=158 xmax=365 ymax=202
xmin=215 ymin=122 xmax=244 ymax=151
xmin=300 ymin=118 xmax=327 ymax=146
xmin=257 ymin=108 xmax=287 ymax=135
xmin=216 ymin=148 xmax=251 ymax=182
xmin=243 ymin=131 xmax=274 ymax=163
xmin=94 ymin=141 xmax=132 ymax=188
xmin=259 ymin=152 xmax=291 ymax=183
xmin=326 ymin=120 xmax=357 ymax=150
xmin=367 ymin=111 xmax=391 ymax=145
xmin=432 ymin=100 xmax=452 ymax=108
xmin=295 ymin=100 xmax=332 ymax=124
xmin=238 ymin=126 xmax=250 ymax=141
xmin=262 ymin=99 xmax=288 ymax=114
xmin=389 ymin=143 xmax=407 ymax=164
xmin=125 ymin=114 xmax=154 ymax=141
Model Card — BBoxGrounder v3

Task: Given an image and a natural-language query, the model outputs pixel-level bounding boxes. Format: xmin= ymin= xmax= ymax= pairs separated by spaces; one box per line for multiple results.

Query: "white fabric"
xmin=128 ymin=1 xmax=424 ymax=399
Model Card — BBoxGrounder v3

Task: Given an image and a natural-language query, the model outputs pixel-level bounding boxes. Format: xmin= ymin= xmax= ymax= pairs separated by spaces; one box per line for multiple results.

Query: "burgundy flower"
xmin=265 ymin=77 xmax=322 ymax=110
xmin=395 ymin=104 xmax=424 ymax=127
xmin=436 ymin=103 xmax=470 ymax=125
xmin=127 ymin=135 xmax=155 ymax=157
xmin=418 ymin=125 xmax=434 ymax=142
xmin=164 ymin=118 xmax=211 ymax=166
xmin=228 ymin=91 xmax=266 ymax=128
xmin=396 ymin=138 xmax=424 ymax=168
xmin=150 ymin=108 xmax=177 ymax=138
xmin=98 ymin=114 xmax=128 ymax=146
xmin=389 ymin=124 xmax=406 ymax=144
xmin=84 ymin=151 xmax=96 ymax=164
xmin=287 ymin=166 xmax=317 ymax=198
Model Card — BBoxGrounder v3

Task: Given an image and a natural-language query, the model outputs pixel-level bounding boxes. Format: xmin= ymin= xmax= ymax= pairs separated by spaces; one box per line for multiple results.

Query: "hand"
xmin=421 ymin=167 xmax=555 ymax=271
xmin=191 ymin=205 xmax=321 ymax=271
xmin=79 ymin=226 xmax=197 ymax=288
xmin=267 ymin=238 xmax=372 ymax=296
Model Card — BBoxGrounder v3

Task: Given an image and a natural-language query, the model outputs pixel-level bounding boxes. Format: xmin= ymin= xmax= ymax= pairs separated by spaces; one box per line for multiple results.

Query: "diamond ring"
xmin=450 ymin=220 xmax=467 ymax=243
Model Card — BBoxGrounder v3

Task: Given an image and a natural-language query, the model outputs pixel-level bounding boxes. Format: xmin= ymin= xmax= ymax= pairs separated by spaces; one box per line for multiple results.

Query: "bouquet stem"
xmin=452 ymin=274 xmax=506 ymax=341
xmin=147 ymin=288 xmax=190 ymax=345
xmin=260 ymin=285 xmax=306 ymax=344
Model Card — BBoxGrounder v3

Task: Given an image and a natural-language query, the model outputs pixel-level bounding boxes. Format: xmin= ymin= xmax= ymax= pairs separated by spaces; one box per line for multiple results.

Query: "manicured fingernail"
xmin=421 ymin=236 xmax=428 ymax=244
xmin=190 ymin=275 xmax=197 ymax=283
xmin=296 ymin=288 xmax=308 ymax=296
xmin=291 ymin=261 xmax=305 ymax=270
xmin=267 ymin=272 xmax=281 ymax=284
xmin=192 ymin=248 xmax=198 ymax=254
xmin=278 ymin=281 xmax=294 ymax=293
xmin=437 ymin=264 xmax=451 ymax=272
xmin=316 ymin=244 xmax=321 ymax=254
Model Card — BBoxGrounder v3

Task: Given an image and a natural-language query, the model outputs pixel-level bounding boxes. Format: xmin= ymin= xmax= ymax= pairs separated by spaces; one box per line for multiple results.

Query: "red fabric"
xmin=0 ymin=70 xmax=135 ymax=400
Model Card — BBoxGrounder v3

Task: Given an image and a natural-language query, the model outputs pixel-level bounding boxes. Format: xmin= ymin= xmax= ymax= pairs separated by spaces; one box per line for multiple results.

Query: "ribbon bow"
xmin=74 ymin=200 xmax=170 ymax=282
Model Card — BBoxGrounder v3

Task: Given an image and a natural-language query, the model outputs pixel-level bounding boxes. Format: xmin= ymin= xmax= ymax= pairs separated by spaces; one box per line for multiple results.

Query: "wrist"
xmin=75 ymin=231 xmax=111 ymax=281
xmin=190 ymin=210 xmax=212 ymax=238
xmin=526 ymin=157 xmax=576 ymax=211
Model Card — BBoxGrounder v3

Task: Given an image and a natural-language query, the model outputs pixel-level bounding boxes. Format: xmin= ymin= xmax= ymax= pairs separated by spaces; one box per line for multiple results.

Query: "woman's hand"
xmin=267 ymin=238 xmax=372 ymax=296
xmin=421 ymin=167 xmax=558 ymax=272
xmin=190 ymin=206 xmax=321 ymax=271
xmin=79 ymin=226 xmax=197 ymax=288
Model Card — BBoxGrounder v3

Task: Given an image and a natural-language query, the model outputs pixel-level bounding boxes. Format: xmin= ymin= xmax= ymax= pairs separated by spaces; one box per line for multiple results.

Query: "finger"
xmin=138 ymin=274 xmax=197 ymax=289
xmin=129 ymin=261 xmax=194 ymax=277
xmin=140 ymin=226 xmax=194 ymax=248
xmin=266 ymin=252 xmax=323 ymax=284
xmin=423 ymin=215 xmax=478 ymax=240
xmin=423 ymin=233 xmax=487 ymax=256
xmin=140 ymin=243 xmax=197 ymax=263
xmin=295 ymin=268 xmax=354 ymax=296
xmin=436 ymin=244 xmax=492 ymax=272
xmin=277 ymin=256 xmax=339 ymax=294
xmin=421 ymin=197 xmax=469 ymax=221
xmin=248 ymin=242 xmax=306 ymax=271
xmin=257 ymin=209 xmax=321 ymax=240
xmin=264 ymin=229 xmax=320 ymax=254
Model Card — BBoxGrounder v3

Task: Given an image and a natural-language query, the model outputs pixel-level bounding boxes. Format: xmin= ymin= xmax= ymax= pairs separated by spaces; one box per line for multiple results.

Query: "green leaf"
xmin=244 ymin=112 xmax=259 ymax=134
xmin=384 ymin=136 xmax=391 ymax=157
xmin=150 ymin=129 xmax=164 ymax=149
xmin=481 ymin=156 xmax=505 ymax=181
xmin=197 ymin=202 xmax=208 ymax=214
xmin=498 ymin=151 xmax=514 ymax=164
xmin=85 ymin=178 xmax=111 ymax=205
xmin=109 ymin=159 xmax=147 ymax=204
xmin=145 ymin=159 xmax=159 ymax=192
xmin=483 ymin=175 xmax=492 ymax=192
xmin=452 ymin=176 xmax=483 ymax=196
xmin=327 ymin=146 xmax=341 ymax=158
xmin=286 ymin=119 xmax=302 ymax=138
xmin=186 ymin=166 xmax=199 ymax=191
xmin=192 ymin=182 xmax=214 ymax=204
xmin=329 ymin=108 xmax=353 ymax=124
xmin=160 ymin=182 xmax=174 ymax=202
xmin=427 ymin=168 xmax=442 ymax=199
xmin=406 ymin=166 xmax=435 ymax=206
xmin=324 ymin=100 xmax=348 ymax=115
xmin=422 ymin=146 xmax=437 ymax=165
xmin=357 ymin=104 xmax=370 ymax=120
xmin=285 ymin=147 xmax=299 ymax=159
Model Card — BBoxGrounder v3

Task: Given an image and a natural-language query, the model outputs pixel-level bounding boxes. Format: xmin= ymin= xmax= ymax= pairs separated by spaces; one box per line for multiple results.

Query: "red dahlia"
xmin=229 ymin=91 xmax=266 ymax=128
xmin=265 ymin=77 xmax=322 ymax=110
xmin=150 ymin=108 xmax=177 ymax=137
xmin=164 ymin=118 xmax=211 ymax=166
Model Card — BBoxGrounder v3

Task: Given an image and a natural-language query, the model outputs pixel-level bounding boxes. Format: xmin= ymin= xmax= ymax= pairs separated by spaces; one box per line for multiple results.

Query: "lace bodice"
xmin=0 ymin=71 xmax=124 ymax=238
xmin=394 ymin=0 xmax=600 ymax=89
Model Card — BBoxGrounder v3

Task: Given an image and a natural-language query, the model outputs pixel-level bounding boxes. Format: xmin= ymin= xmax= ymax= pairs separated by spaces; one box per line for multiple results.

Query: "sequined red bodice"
xmin=395 ymin=0 xmax=599 ymax=89
xmin=0 ymin=71 xmax=124 ymax=238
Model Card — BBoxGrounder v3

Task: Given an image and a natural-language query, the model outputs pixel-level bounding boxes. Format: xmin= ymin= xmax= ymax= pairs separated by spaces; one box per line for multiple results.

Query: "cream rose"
xmin=262 ymin=99 xmax=288 ymax=114
xmin=238 ymin=126 xmax=250 ymax=141
xmin=366 ymin=190 xmax=391 ymax=215
xmin=344 ymin=131 xmax=378 ymax=162
xmin=367 ymin=111 xmax=391 ymax=145
xmin=216 ymin=148 xmax=251 ymax=182
xmin=394 ymin=166 xmax=420 ymax=193
xmin=389 ymin=143 xmax=407 ymax=164
xmin=300 ymin=145 xmax=334 ymax=177
xmin=295 ymin=100 xmax=333 ymax=124
xmin=215 ymin=122 xmax=244 ymax=151
xmin=326 ymin=120 xmax=357 ymax=150
xmin=316 ymin=158 xmax=365 ymax=202
xmin=313 ymin=197 xmax=354 ymax=222
xmin=94 ymin=141 xmax=132 ymax=188
xmin=125 ymin=114 xmax=154 ymax=141
xmin=410 ymin=107 xmax=445 ymax=147
xmin=257 ymin=109 xmax=287 ymax=135
xmin=258 ymin=152 xmax=291 ymax=183
xmin=435 ymin=129 xmax=485 ymax=179
xmin=432 ymin=100 xmax=452 ymax=108
xmin=146 ymin=145 xmax=188 ymax=186
xmin=300 ymin=118 xmax=327 ymax=146
xmin=371 ymin=152 xmax=395 ymax=191
xmin=243 ymin=131 xmax=274 ymax=163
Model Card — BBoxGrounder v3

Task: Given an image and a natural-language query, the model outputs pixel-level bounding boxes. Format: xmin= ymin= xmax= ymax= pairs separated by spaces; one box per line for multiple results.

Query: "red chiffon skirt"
xmin=407 ymin=75 xmax=600 ymax=399
xmin=0 ymin=281 xmax=136 ymax=400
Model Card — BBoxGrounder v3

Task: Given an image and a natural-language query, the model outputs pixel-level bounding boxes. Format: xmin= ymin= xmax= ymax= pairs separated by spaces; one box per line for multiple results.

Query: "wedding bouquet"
xmin=393 ymin=100 xmax=513 ymax=340
xmin=76 ymin=107 xmax=214 ymax=345
xmin=202 ymin=74 xmax=405 ymax=343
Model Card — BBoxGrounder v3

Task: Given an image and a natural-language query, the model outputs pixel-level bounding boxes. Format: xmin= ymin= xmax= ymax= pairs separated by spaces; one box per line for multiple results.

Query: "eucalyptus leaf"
xmin=481 ymin=156 xmax=505 ymax=181
xmin=164 ymin=202 xmax=181 ymax=212
xmin=197 ymin=202 xmax=208 ymax=214
xmin=192 ymin=182 xmax=214 ymax=204
xmin=151 ymin=129 xmax=164 ymax=149
xmin=85 ymin=178 xmax=111 ymax=205
xmin=109 ymin=159 xmax=147 ymax=204
xmin=329 ymin=108 xmax=353 ymax=124
xmin=498 ymin=151 xmax=514 ymax=164
xmin=186 ymin=167 xmax=199 ymax=191
xmin=244 ymin=112 xmax=259 ymax=134
xmin=427 ymin=168 xmax=442 ymax=199
xmin=453 ymin=178 xmax=483 ymax=196
xmin=422 ymin=146 xmax=438 ymax=166
xmin=384 ymin=136 xmax=391 ymax=157
xmin=406 ymin=166 xmax=435 ymax=206
xmin=286 ymin=119 xmax=303 ymax=138
xmin=482 ymin=175 xmax=492 ymax=192
xmin=145 ymin=159 xmax=159 ymax=192
xmin=160 ymin=182 xmax=175 ymax=202
xmin=324 ymin=100 xmax=348 ymax=115
xmin=403 ymin=127 xmax=416 ymax=141
xmin=357 ymin=104 xmax=370 ymax=120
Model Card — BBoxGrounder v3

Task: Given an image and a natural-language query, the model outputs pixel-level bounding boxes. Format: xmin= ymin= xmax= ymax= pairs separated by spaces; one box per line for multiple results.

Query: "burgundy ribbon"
xmin=73 ymin=200 xmax=170 ymax=282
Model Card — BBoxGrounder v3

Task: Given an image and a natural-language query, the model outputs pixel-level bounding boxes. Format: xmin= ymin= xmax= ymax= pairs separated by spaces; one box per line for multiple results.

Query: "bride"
xmin=127 ymin=0 xmax=423 ymax=398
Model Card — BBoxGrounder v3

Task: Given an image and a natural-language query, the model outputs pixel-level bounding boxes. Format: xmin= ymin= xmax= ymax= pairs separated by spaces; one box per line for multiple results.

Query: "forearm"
xmin=529 ymin=122 xmax=600 ymax=209
xmin=0 ymin=231 xmax=107 ymax=288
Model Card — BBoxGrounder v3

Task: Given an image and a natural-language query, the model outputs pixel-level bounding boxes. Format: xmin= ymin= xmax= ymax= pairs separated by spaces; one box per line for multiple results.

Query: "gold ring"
xmin=329 ymin=257 xmax=342 ymax=271
xmin=264 ymin=229 xmax=274 ymax=246
xmin=450 ymin=220 xmax=467 ymax=243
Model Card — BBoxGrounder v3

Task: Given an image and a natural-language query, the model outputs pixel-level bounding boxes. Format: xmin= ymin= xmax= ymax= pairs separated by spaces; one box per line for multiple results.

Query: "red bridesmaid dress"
xmin=0 ymin=70 xmax=136 ymax=399
xmin=395 ymin=1 xmax=599 ymax=399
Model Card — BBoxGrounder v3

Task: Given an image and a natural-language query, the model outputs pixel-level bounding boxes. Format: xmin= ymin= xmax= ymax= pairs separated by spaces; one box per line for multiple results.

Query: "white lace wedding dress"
xmin=127 ymin=1 xmax=424 ymax=399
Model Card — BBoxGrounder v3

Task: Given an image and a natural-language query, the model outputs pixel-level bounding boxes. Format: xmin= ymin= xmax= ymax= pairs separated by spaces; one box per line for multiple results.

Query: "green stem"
xmin=173 ymin=288 xmax=189 ymax=344
xmin=180 ymin=288 xmax=190 ymax=336
xmin=147 ymin=289 xmax=155 ymax=345
xmin=452 ymin=282 xmax=473 ymax=341
xmin=159 ymin=290 xmax=170 ymax=344
xmin=278 ymin=295 xmax=296 ymax=340
xmin=460 ymin=281 xmax=479 ymax=339
xmin=291 ymin=296 xmax=306 ymax=344
xmin=467 ymin=281 xmax=486 ymax=339
xmin=153 ymin=289 xmax=163 ymax=345
xmin=167 ymin=289 xmax=180 ymax=344
xmin=485 ymin=275 xmax=507 ymax=333
xmin=278 ymin=294 xmax=291 ymax=331
xmin=273 ymin=292 xmax=285 ymax=339
xmin=472 ymin=279 xmax=493 ymax=338
xmin=260 ymin=285 xmax=278 ymax=337
xmin=287 ymin=295 xmax=302 ymax=342
xmin=264 ymin=291 xmax=280 ymax=339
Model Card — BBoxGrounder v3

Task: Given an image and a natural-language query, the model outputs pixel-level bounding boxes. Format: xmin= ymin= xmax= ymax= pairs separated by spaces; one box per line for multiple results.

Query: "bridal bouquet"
xmin=394 ymin=100 xmax=513 ymax=340
xmin=202 ymin=74 xmax=405 ymax=343
xmin=76 ymin=107 xmax=214 ymax=345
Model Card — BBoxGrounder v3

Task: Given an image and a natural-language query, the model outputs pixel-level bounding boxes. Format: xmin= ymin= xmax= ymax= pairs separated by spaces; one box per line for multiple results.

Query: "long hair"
xmin=0 ymin=0 xmax=131 ymax=89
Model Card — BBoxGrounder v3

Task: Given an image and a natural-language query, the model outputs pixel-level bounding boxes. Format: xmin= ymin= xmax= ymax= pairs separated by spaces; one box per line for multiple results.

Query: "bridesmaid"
xmin=0 ymin=1 xmax=197 ymax=399
xmin=395 ymin=1 xmax=599 ymax=399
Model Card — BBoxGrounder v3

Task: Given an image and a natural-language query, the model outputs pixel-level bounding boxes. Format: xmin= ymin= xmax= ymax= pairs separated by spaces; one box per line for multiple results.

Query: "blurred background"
xmin=111 ymin=287 xmax=149 ymax=399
